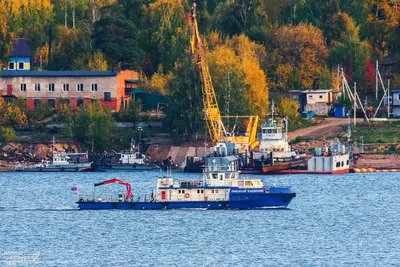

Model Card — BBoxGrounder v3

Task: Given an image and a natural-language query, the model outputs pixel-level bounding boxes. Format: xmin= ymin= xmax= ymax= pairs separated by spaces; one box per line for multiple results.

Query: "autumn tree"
xmin=50 ymin=26 xmax=80 ymax=70
xmin=327 ymin=13 xmax=371 ymax=89
xmin=363 ymin=0 xmax=400 ymax=56
xmin=88 ymin=50 xmax=108 ymax=70
xmin=270 ymin=24 xmax=328 ymax=90
xmin=232 ymin=35 xmax=269 ymax=118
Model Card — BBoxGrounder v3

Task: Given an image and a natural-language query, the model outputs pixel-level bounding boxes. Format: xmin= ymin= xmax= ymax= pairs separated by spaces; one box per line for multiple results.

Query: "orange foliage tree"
xmin=271 ymin=24 xmax=328 ymax=90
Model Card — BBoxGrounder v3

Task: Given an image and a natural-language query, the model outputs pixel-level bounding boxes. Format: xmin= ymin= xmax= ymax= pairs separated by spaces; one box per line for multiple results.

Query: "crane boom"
xmin=189 ymin=3 xmax=259 ymax=150
xmin=94 ymin=179 xmax=132 ymax=200
xmin=189 ymin=3 xmax=226 ymax=143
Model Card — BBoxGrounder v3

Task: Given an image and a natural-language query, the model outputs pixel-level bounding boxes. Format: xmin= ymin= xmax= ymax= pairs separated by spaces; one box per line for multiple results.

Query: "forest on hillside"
xmin=0 ymin=0 xmax=399 ymax=145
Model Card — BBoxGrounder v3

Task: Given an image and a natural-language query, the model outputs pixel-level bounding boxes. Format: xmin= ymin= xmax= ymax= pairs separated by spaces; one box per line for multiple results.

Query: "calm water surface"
xmin=1 ymin=171 xmax=399 ymax=266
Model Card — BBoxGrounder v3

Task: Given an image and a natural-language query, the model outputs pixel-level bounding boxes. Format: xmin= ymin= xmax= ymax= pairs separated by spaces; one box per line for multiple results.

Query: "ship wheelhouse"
xmin=154 ymin=162 xmax=266 ymax=202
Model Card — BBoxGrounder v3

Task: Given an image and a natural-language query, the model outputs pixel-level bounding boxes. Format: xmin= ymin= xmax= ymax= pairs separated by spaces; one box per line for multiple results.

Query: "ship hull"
xmin=91 ymin=163 xmax=160 ymax=172
xmin=77 ymin=192 xmax=296 ymax=210
xmin=23 ymin=165 xmax=92 ymax=172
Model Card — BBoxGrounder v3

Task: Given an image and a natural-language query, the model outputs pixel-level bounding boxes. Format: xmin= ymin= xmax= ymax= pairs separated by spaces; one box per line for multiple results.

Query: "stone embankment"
xmin=0 ymin=142 xmax=83 ymax=171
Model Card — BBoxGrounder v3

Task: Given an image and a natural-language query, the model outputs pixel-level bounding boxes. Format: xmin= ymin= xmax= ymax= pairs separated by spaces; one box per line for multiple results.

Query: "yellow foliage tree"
xmin=272 ymin=24 xmax=328 ymax=90
xmin=3 ymin=105 xmax=28 ymax=129
xmin=34 ymin=43 xmax=49 ymax=69
xmin=88 ymin=50 xmax=108 ymax=71
xmin=232 ymin=35 xmax=269 ymax=118
xmin=149 ymin=66 xmax=174 ymax=96
xmin=277 ymin=97 xmax=300 ymax=120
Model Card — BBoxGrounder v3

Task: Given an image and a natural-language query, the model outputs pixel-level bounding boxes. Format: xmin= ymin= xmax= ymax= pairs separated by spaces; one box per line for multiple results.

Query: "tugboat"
xmin=252 ymin=116 xmax=306 ymax=173
xmin=91 ymin=139 xmax=160 ymax=172
xmin=77 ymin=162 xmax=296 ymax=210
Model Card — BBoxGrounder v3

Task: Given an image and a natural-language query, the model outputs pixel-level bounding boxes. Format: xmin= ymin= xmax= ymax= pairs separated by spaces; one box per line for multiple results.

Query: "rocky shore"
xmin=0 ymin=141 xmax=84 ymax=171
xmin=1 ymin=139 xmax=399 ymax=171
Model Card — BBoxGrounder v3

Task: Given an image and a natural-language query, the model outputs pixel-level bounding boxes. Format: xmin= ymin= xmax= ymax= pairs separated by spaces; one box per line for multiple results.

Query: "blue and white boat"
xmin=77 ymin=162 xmax=296 ymax=210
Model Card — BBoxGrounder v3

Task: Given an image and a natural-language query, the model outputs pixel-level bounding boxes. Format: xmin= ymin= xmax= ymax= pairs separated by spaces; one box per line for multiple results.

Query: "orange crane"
xmin=189 ymin=3 xmax=259 ymax=150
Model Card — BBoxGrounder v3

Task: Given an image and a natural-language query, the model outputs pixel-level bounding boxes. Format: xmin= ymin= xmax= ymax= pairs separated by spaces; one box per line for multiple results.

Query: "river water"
xmin=0 ymin=171 xmax=399 ymax=266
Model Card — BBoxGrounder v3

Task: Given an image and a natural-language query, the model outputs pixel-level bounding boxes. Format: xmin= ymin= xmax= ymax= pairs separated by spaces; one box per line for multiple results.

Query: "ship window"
xmin=215 ymin=190 xmax=218 ymax=193
xmin=309 ymin=95 xmax=313 ymax=99
xmin=346 ymin=160 xmax=349 ymax=166
xmin=197 ymin=190 xmax=200 ymax=194
xmin=201 ymin=190 xmax=203 ymax=193
xmin=245 ymin=181 xmax=253 ymax=186
xmin=211 ymin=190 xmax=214 ymax=193
xmin=212 ymin=174 xmax=217 ymax=179
xmin=178 ymin=190 xmax=181 ymax=194
xmin=336 ymin=162 xmax=340 ymax=167
xmin=319 ymin=95 xmax=323 ymax=99
xmin=182 ymin=190 xmax=185 ymax=194
xmin=238 ymin=181 xmax=244 ymax=187
xmin=341 ymin=161 xmax=344 ymax=167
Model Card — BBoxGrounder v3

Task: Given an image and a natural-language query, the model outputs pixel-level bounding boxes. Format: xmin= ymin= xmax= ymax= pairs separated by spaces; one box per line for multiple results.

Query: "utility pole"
xmin=354 ymin=82 xmax=356 ymax=126
xmin=138 ymin=126 xmax=143 ymax=153
xmin=388 ymin=79 xmax=390 ymax=118
xmin=376 ymin=61 xmax=379 ymax=100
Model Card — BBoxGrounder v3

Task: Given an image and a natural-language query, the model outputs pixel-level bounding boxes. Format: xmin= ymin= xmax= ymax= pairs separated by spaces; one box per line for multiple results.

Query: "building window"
xmin=104 ymin=92 xmax=111 ymax=101
xmin=20 ymin=84 xmax=26 ymax=92
xmin=63 ymin=84 xmax=69 ymax=92
xmin=9 ymin=62 xmax=15 ymax=70
xmin=49 ymin=83 xmax=55 ymax=92
xmin=18 ymin=62 xmax=24 ymax=69
xmin=64 ymin=99 xmax=70 ymax=105
xmin=48 ymin=99 xmax=55 ymax=108
xmin=34 ymin=84 xmax=41 ymax=92
xmin=91 ymin=83 xmax=98 ymax=92
xmin=77 ymin=99 xmax=84 ymax=107
xmin=76 ymin=84 xmax=84 ymax=92
xmin=34 ymin=99 xmax=41 ymax=108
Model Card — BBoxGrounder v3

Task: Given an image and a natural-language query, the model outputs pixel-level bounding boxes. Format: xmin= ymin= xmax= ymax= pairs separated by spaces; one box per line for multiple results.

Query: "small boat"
xmin=277 ymin=141 xmax=350 ymax=175
xmin=91 ymin=139 xmax=160 ymax=172
xmin=77 ymin=162 xmax=296 ymax=210
xmin=22 ymin=151 xmax=92 ymax=172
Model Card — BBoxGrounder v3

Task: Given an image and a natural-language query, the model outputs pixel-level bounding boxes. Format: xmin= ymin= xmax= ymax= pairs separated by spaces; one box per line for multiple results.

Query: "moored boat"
xmin=22 ymin=151 xmax=92 ymax=172
xmin=91 ymin=139 xmax=160 ymax=172
xmin=77 ymin=162 xmax=296 ymax=210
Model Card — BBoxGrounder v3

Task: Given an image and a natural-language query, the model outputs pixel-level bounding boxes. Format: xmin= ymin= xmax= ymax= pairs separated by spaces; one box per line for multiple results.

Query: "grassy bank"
xmin=347 ymin=121 xmax=400 ymax=144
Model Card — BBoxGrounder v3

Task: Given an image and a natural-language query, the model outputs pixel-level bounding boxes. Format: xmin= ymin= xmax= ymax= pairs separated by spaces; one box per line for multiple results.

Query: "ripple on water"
xmin=1 ymin=171 xmax=400 ymax=266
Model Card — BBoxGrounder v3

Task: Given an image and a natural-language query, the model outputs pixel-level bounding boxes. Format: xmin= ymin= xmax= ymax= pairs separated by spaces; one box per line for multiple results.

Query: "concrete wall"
xmin=304 ymin=103 xmax=331 ymax=116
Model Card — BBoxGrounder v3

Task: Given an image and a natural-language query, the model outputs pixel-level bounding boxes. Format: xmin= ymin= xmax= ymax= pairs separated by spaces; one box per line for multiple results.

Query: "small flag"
xmin=71 ymin=186 xmax=78 ymax=191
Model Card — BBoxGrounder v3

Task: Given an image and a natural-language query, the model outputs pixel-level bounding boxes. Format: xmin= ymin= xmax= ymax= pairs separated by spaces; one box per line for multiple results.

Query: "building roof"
xmin=0 ymin=70 xmax=119 ymax=77
xmin=11 ymin=38 xmax=32 ymax=57
xmin=288 ymin=89 xmax=332 ymax=94
xmin=380 ymin=53 xmax=400 ymax=65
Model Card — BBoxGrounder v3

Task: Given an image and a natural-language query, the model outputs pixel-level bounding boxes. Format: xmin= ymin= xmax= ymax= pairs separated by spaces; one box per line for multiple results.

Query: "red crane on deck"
xmin=94 ymin=179 xmax=132 ymax=200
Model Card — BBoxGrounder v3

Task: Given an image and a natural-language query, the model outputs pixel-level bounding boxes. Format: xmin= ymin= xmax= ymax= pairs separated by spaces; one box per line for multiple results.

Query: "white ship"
xmin=307 ymin=142 xmax=350 ymax=174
